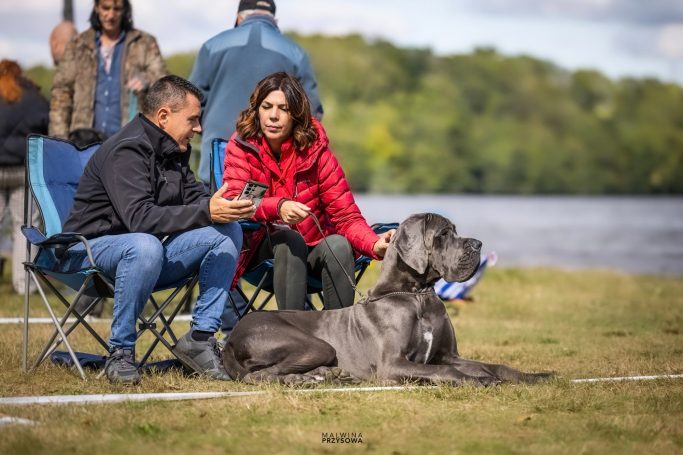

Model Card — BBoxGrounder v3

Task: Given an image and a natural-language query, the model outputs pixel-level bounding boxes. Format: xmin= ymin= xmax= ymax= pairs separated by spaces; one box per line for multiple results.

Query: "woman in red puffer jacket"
xmin=222 ymin=72 xmax=394 ymax=311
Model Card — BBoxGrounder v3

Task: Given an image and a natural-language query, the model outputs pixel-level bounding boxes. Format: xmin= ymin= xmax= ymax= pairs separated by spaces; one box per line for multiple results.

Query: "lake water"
xmin=354 ymin=195 xmax=683 ymax=277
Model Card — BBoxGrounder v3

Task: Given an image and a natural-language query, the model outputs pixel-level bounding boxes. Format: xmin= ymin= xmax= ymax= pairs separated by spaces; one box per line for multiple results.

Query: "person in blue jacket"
xmin=189 ymin=0 xmax=323 ymax=185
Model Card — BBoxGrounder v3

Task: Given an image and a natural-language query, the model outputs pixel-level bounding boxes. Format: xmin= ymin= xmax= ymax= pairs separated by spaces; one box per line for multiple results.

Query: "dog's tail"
xmin=221 ymin=343 xmax=250 ymax=381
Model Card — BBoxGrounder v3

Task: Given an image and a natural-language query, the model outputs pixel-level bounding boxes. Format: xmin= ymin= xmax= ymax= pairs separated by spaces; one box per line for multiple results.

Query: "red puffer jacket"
xmin=222 ymin=119 xmax=379 ymax=287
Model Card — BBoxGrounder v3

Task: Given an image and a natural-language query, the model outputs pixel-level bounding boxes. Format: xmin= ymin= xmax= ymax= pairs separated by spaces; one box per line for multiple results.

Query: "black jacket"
xmin=0 ymin=79 xmax=48 ymax=166
xmin=63 ymin=115 xmax=211 ymax=238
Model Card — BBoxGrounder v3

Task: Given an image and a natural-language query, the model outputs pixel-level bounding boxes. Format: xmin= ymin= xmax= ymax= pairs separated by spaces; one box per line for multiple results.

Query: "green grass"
xmin=0 ymin=262 xmax=681 ymax=454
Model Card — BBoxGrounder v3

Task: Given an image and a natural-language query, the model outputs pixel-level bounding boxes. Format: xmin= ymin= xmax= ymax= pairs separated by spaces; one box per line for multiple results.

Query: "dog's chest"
xmin=406 ymin=299 xmax=448 ymax=364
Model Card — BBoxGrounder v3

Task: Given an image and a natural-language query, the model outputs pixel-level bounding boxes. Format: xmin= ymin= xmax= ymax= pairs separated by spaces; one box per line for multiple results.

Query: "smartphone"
xmin=237 ymin=180 xmax=269 ymax=209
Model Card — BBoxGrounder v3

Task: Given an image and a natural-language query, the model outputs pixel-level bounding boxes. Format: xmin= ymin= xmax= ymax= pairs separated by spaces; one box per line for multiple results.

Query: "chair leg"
xmin=34 ymin=295 xmax=105 ymax=369
xmin=22 ymin=184 xmax=32 ymax=373
xmin=244 ymin=270 xmax=273 ymax=314
xmin=28 ymin=270 xmax=87 ymax=380
xmin=256 ymin=292 xmax=275 ymax=311
xmin=35 ymin=274 xmax=108 ymax=357
xmin=137 ymin=276 xmax=198 ymax=367
xmin=22 ymin=265 xmax=33 ymax=372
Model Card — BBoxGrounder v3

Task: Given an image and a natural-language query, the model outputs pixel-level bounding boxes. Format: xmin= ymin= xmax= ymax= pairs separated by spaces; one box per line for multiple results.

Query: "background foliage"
xmin=26 ymin=34 xmax=683 ymax=194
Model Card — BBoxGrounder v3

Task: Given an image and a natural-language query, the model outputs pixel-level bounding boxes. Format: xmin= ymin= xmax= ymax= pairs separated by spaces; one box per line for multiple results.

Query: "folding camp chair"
xmin=209 ymin=137 xmax=397 ymax=320
xmin=22 ymin=135 xmax=197 ymax=379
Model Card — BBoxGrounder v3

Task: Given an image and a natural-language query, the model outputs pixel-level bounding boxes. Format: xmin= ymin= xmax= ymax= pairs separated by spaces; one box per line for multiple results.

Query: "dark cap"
xmin=237 ymin=0 xmax=276 ymax=14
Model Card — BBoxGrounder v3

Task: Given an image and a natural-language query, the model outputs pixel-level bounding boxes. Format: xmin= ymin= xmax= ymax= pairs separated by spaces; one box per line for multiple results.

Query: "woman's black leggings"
xmin=249 ymin=229 xmax=356 ymax=310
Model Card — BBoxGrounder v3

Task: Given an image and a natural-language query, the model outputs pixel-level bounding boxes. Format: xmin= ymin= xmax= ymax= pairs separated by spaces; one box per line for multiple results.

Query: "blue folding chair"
xmin=22 ymin=135 xmax=197 ymax=379
xmin=210 ymin=137 xmax=397 ymax=319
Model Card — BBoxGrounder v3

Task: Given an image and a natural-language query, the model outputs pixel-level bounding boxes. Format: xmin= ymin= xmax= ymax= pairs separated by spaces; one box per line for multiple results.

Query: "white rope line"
xmin=0 ymin=386 xmax=423 ymax=406
xmin=1 ymin=376 xmax=681 ymax=407
xmin=570 ymin=374 xmax=683 ymax=383
xmin=0 ymin=315 xmax=193 ymax=324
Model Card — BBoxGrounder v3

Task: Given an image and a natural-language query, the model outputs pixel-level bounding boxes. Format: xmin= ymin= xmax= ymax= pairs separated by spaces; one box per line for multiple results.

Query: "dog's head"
xmin=392 ymin=213 xmax=482 ymax=284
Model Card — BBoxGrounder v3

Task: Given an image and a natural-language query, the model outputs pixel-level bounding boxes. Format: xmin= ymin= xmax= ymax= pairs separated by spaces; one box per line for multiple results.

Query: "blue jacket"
xmin=189 ymin=15 xmax=323 ymax=183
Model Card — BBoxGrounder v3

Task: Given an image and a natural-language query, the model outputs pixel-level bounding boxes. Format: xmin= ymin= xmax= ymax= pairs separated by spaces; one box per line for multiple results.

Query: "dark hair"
xmin=89 ymin=0 xmax=134 ymax=32
xmin=0 ymin=59 xmax=22 ymax=103
xmin=142 ymin=75 xmax=203 ymax=115
xmin=236 ymin=72 xmax=316 ymax=151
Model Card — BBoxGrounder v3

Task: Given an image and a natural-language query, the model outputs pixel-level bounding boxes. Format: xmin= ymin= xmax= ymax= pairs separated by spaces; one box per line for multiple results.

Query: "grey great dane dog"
xmin=223 ymin=213 xmax=550 ymax=385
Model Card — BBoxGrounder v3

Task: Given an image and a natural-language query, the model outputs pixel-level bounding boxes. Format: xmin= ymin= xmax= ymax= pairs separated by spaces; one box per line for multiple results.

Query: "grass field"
xmin=0 ymin=262 xmax=681 ymax=454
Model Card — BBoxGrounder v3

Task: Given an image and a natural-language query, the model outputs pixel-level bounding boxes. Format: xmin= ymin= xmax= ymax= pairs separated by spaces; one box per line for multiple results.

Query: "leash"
xmin=309 ymin=213 xmax=367 ymax=300
xmin=308 ymin=213 xmax=430 ymax=304
xmin=308 ymin=213 xmax=434 ymax=304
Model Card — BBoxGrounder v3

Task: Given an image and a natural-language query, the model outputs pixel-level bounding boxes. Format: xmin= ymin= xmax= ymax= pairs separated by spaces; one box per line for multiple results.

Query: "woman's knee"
xmin=325 ymin=235 xmax=352 ymax=256
xmin=322 ymin=235 xmax=353 ymax=268
xmin=272 ymin=229 xmax=307 ymax=259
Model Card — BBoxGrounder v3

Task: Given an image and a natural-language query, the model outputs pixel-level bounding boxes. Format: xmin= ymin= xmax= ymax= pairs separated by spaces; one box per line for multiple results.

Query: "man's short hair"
xmin=142 ymin=75 xmax=203 ymax=115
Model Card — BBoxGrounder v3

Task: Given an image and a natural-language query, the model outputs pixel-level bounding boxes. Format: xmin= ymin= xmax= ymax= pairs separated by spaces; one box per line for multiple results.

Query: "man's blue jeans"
xmin=56 ymin=223 xmax=242 ymax=350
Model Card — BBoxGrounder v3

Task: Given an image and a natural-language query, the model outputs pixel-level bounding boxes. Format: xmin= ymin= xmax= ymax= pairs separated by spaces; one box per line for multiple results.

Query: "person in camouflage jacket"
xmin=49 ymin=0 xmax=167 ymax=139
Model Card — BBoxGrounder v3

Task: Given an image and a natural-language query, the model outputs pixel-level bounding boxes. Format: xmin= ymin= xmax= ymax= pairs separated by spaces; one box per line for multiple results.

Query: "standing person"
xmin=189 ymin=0 xmax=323 ymax=185
xmin=58 ymin=75 xmax=255 ymax=384
xmin=0 ymin=60 xmax=48 ymax=295
xmin=223 ymin=72 xmax=394 ymax=311
xmin=49 ymin=0 xmax=167 ymax=140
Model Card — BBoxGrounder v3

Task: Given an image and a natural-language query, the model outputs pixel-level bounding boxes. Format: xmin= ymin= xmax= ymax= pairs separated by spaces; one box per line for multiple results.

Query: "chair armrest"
xmin=371 ymin=222 xmax=399 ymax=234
xmin=21 ymin=226 xmax=98 ymax=269
xmin=21 ymin=226 xmax=83 ymax=247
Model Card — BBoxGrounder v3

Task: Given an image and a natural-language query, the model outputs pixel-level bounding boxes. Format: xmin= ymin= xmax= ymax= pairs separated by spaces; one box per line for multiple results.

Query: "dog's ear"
xmin=393 ymin=215 xmax=429 ymax=274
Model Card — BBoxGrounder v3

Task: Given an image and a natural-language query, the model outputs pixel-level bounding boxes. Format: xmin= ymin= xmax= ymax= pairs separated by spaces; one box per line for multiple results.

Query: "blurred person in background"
xmin=189 ymin=0 xmax=323 ymax=185
xmin=0 ymin=60 xmax=48 ymax=294
xmin=49 ymin=20 xmax=78 ymax=66
xmin=50 ymin=0 xmax=167 ymax=140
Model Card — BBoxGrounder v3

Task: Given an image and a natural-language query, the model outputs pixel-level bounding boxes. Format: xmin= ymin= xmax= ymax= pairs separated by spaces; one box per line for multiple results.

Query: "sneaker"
xmin=105 ymin=348 xmax=140 ymax=385
xmin=173 ymin=332 xmax=231 ymax=380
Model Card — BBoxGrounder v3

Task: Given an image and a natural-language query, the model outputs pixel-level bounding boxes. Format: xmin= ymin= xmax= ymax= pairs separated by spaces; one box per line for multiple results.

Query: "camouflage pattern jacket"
xmin=49 ymin=28 xmax=167 ymax=138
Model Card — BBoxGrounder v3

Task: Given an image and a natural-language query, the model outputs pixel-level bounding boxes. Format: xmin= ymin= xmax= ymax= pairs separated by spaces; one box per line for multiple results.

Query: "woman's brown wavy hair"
xmin=236 ymin=72 xmax=317 ymax=152
xmin=0 ymin=60 xmax=23 ymax=104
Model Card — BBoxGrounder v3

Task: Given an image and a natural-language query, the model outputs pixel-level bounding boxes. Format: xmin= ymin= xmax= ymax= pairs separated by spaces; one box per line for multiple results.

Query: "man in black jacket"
xmin=59 ymin=75 xmax=255 ymax=384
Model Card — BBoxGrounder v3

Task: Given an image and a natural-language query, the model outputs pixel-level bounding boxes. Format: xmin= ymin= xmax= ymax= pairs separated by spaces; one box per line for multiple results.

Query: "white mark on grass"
xmin=0 ymin=416 xmax=38 ymax=426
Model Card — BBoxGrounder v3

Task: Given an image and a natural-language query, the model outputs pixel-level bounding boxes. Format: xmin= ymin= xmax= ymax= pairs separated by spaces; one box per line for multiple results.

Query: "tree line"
xmin=27 ymin=33 xmax=683 ymax=194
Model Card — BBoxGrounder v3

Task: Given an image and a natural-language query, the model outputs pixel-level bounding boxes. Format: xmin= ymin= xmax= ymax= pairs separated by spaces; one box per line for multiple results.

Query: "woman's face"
xmin=258 ymin=90 xmax=294 ymax=150
xmin=96 ymin=0 xmax=124 ymax=36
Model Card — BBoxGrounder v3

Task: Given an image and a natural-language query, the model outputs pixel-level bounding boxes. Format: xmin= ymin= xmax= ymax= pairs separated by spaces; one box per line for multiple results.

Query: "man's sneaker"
xmin=173 ymin=332 xmax=231 ymax=380
xmin=105 ymin=348 xmax=140 ymax=385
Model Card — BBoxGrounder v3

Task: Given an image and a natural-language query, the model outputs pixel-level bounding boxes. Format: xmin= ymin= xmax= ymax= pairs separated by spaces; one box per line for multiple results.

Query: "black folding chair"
xmin=22 ymin=135 xmax=197 ymax=379
xmin=210 ymin=137 xmax=397 ymax=320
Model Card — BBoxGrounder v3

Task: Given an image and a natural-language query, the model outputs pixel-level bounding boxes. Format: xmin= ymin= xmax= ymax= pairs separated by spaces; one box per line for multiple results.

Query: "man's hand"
xmin=126 ymin=77 xmax=146 ymax=94
xmin=210 ymin=182 xmax=255 ymax=223
xmin=279 ymin=200 xmax=311 ymax=224
xmin=372 ymin=229 xmax=396 ymax=259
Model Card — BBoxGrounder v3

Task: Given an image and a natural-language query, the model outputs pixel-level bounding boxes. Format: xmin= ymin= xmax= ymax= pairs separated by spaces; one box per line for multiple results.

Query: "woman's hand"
xmin=279 ymin=200 xmax=311 ymax=224
xmin=372 ymin=229 xmax=396 ymax=259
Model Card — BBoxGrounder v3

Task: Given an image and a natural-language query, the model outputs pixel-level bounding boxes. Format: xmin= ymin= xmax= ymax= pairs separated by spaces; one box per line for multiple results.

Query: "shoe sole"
xmin=172 ymin=347 xmax=230 ymax=380
xmin=106 ymin=372 xmax=141 ymax=385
